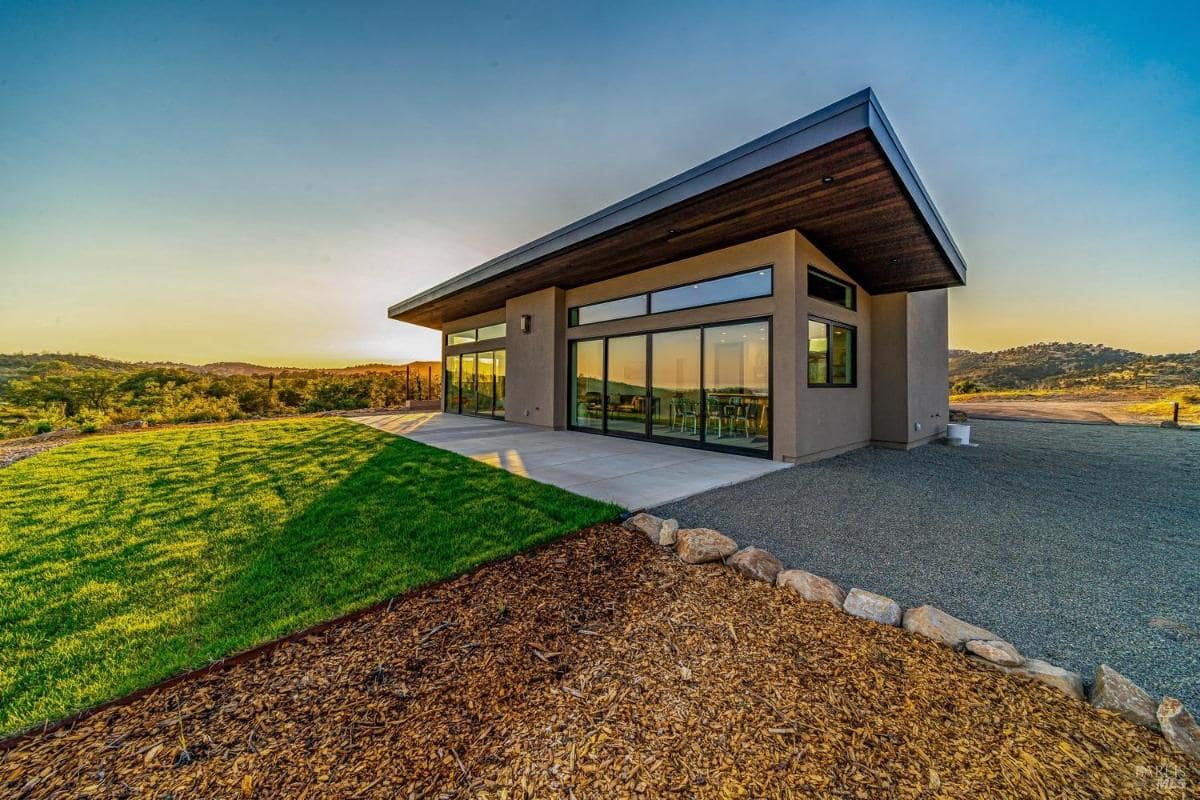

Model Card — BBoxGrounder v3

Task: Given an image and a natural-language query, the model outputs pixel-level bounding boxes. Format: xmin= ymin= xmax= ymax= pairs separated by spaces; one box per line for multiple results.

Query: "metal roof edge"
xmin=388 ymin=89 xmax=877 ymax=319
xmin=864 ymin=90 xmax=968 ymax=284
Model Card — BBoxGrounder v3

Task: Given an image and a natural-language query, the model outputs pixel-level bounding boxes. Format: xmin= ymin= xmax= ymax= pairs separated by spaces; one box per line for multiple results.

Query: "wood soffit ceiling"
xmin=390 ymin=92 xmax=966 ymax=329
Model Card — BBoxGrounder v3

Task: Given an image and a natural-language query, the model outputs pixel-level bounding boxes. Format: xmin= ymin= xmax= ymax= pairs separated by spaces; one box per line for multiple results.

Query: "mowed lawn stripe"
xmin=0 ymin=417 xmax=620 ymax=736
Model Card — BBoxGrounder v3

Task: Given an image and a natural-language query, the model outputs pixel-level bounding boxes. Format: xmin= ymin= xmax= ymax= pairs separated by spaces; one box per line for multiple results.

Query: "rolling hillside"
xmin=0 ymin=353 xmax=438 ymax=385
xmin=949 ymin=343 xmax=1200 ymax=390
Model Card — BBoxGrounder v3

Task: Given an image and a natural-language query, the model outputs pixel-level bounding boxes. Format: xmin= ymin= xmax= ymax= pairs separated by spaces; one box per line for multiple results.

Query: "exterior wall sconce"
xmin=520 ymin=314 xmax=531 ymax=334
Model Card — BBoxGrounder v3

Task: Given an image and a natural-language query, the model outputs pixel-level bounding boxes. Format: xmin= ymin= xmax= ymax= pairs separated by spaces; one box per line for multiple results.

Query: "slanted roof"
xmin=390 ymin=88 xmax=966 ymax=328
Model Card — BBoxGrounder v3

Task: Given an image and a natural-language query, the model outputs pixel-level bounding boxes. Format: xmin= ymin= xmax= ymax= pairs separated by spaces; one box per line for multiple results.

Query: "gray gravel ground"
xmin=654 ymin=420 xmax=1200 ymax=708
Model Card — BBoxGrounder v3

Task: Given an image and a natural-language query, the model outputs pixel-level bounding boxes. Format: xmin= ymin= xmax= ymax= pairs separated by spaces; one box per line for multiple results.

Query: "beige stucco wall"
xmin=564 ymin=232 xmax=799 ymax=459
xmin=791 ymin=236 xmax=872 ymax=462
xmin=905 ymin=289 xmax=950 ymax=443
xmin=437 ymin=229 xmax=950 ymax=461
xmin=870 ymin=293 xmax=910 ymax=445
xmin=869 ymin=288 xmax=949 ymax=447
xmin=503 ymin=287 xmax=565 ymax=428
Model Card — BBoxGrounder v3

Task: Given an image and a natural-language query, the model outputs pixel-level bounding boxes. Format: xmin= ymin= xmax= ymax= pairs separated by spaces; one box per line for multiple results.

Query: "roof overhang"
xmin=389 ymin=88 xmax=967 ymax=328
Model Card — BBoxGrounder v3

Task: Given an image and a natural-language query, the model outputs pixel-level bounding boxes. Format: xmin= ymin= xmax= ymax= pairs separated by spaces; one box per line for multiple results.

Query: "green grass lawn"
xmin=0 ymin=418 xmax=620 ymax=736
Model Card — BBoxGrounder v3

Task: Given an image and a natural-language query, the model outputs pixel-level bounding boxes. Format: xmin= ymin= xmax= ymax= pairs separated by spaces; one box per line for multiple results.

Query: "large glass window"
xmin=445 ymin=350 xmax=505 ymax=416
xmin=568 ymin=266 xmax=774 ymax=327
xmin=460 ymin=353 xmax=477 ymax=413
xmin=606 ymin=335 xmax=647 ymax=435
xmin=808 ymin=318 xmax=855 ymax=387
xmin=651 ymin=329 xmax=701 ymax=443
xmin=477 ymin=322 xmax=507 ymax=341
xmin=493 ymin=350 xmax=506 ymax=415
xmin=704 ymin=322 xmax=770 ymax=451
xmin=651 ymin=268 xmax=772 ymax=314
xmin=447 ymin=329 xmax=476 ymax=346
xmin=570 ymin=339 xmax=604 ymax=430
xmin=445 ymin=355 xmax=460 ymax=413
xmin=569 ymin=294 xmax=648 ymax=327
xmin=807 ymin=267 xmax=855 ymax=310
xmin=477 ymin=351 xmax=496 ymax=415
xmin=570 ymin=318 xmax=770 ymax=455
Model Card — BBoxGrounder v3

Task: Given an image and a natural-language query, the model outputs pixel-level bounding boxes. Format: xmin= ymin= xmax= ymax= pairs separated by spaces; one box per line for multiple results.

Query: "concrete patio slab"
xmin=351 ymin=412 xmax=790 ymax=509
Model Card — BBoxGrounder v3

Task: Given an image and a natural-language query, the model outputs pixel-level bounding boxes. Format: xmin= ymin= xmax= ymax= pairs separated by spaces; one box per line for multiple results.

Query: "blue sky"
xmin=1 ymin=0 xmax=1197 ymax=364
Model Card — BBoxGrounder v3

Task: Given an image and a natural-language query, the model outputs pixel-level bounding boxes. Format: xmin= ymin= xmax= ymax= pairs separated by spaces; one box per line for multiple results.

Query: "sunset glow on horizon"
xmin=2 ymin=1 xmax=1197 ymax=367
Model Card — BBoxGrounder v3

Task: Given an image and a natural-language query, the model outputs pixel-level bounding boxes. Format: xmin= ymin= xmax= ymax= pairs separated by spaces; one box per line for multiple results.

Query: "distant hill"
xmin=0 ymin=353 xmax=439 ymax=386
xmin=950 ymin=343 xmax=1200 ymax=390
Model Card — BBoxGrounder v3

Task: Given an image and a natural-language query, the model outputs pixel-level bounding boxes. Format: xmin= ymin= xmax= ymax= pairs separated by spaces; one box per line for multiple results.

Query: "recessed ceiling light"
xmin=889 ymin=258 xmax=899 ymax=265
xmin=821 ymin=176 xmax=834 ymax=184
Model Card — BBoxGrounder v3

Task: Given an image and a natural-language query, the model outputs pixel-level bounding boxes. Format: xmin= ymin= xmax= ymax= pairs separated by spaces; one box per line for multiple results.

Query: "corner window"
xmin=807 ymin=317 xmax=855 ymax=387
xmin=447 ymin=329 xmax=476 ymax=346
xmin=807 ymin=267 xmax=855 ymax=311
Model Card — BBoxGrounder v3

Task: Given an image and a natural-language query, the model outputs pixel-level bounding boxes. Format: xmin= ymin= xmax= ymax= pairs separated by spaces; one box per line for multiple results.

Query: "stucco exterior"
xmin=438 ymin=230 xmax=951 ymax=463
xmin=412 ymin=92 xmax=965 ymax=465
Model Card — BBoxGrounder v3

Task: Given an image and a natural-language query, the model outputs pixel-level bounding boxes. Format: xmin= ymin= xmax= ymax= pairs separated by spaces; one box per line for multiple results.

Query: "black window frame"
xmin=567 ymin=265 xmax=774 ymax=328
xmin=443 ymin=348 xmax=507 ymax=418
xmin=446 ymin=321 xmax=507 ymax=346
xmin=566 ymin=315 xmax=773 ymax=459
xmin=807 ymin=266 xmax=856 ymax=311
xmin=567 ymin=292 xmax=649 ymax=327
xmin=806 ymin=316 xmax=857 ymax=388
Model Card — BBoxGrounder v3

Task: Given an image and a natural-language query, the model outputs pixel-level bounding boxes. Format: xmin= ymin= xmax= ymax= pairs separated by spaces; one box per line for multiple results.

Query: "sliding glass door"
xmin=570 ymin=339 xmax=604 ymax=430
xmin=651 ymin=329 xmax=701 ymax=443
xmin=493 ymin=350 xmax=506 ymax=415
xmin=568 ymin=318 xmax=770 ymax=456
xmin=444 ymin=349 xmax=506 ymax=418
xmin=703 ymin=321 xmax=770 ymax=452
xmin=461 ymin=353 xmax=477 ymax=414
xmin=605 ymin=334 xmax=647 ymax=436
xmin=445 ymin=356 xmax=461 ymax=413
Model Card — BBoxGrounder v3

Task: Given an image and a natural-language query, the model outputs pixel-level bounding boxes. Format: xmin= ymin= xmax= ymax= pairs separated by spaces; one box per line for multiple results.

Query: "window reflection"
xmin=570 ymin=295 xmax=647 ymax=326
xmin=493 ymin=350 xmax=506 ymax=414
xmin=808 ymin=318 xmax=855 ymax=386
xmin=570 ymin=339 xmax=604 ymax=430
xmin=477 ymin=351 xmax=495 ymax=415
xmin=606 ymin=335 xmax=647 ymax=435
xmin=807 ymin=320 xmax=828 ymax=384
xmin=460 ymin=353 xmax=477 ymax=414
xmin=651 ymin=329 xmax=701 ymax=442
xmin=570 ymin=320 xmax=770 ymax=454
xmin=704 ymin=322 xmax=770 ymax=451
xmin=445 ymin=356 xmax=460 ymax=413
xmin=651 ymin=269 xmax=772 ymax=314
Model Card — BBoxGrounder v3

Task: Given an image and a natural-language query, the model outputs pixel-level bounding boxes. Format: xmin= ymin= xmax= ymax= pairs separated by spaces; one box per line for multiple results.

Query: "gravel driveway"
xmin=654 ymin=420 xmax=1200 ymax=708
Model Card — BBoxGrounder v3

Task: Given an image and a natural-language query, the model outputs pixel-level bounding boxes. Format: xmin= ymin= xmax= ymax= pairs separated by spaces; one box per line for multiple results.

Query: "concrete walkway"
xmin=351 ymin=412 xmax=790 ymax=510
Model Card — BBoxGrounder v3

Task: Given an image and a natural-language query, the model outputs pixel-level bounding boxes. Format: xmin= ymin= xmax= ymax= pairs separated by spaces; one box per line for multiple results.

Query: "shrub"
xmin=75 ymin=410 xmax=111 ymax=434
xmin=33 ymin=420 xmax=53 ymax=434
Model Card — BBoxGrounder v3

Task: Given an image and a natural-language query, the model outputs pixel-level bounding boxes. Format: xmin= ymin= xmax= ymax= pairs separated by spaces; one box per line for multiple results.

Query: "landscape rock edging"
xmin=636 ymin=515 xmax=1193 ymax=760
xmin=843 ymin=589 xmax=902 ymax=627
xmin=725 ymin=547 xmax=783 ymax=583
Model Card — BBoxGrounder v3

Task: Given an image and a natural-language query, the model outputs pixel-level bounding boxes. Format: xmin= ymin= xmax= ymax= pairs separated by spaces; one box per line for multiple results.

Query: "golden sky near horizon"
xmin=3 ymin=2 xmax=1197 ymax=367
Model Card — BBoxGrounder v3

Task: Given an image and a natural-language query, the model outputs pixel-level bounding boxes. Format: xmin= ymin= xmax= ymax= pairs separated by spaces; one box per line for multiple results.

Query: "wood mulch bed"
xmin=2 ymin=524 xmax=1195 ymax=798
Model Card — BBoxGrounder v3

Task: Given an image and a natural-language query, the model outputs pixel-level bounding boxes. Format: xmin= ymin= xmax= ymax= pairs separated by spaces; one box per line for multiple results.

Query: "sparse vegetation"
xmin=949 ymin=344 xmax=1200 ymax=423
xmin=0 ymin=353 xmax=443 ymax=439
xmin=949 ymin=342 xmax=1200 ymax=391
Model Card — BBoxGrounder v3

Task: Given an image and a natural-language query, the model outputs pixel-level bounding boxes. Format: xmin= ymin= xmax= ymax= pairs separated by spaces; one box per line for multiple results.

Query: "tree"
xmin=72 ymin=370 xmax=120 ymax=412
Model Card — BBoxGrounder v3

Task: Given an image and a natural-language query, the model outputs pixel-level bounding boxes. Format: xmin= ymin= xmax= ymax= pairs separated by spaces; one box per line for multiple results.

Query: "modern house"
xmin=389 ymin=89 xmax=966 ymax=463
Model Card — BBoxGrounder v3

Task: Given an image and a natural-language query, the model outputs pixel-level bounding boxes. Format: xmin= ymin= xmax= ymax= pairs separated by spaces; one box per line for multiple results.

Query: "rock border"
xmin=623 ymin=511 xmax=1199 ymax=763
